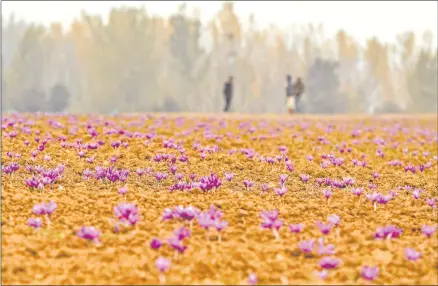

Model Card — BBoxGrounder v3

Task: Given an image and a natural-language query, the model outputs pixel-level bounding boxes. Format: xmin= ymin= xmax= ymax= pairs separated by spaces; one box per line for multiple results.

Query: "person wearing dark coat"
xmin=285 ymin=74 xmax=295 ymax=114
xmin=223 ymin=76 xmax=233 ymax=112
xmin=293 ymin=77 xmax=305 ymax=113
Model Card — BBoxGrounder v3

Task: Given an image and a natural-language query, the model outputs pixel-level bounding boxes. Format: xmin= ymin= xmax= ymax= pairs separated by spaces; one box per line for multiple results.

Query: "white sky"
xmin=2 ymin=1 xmax=437 ymax=47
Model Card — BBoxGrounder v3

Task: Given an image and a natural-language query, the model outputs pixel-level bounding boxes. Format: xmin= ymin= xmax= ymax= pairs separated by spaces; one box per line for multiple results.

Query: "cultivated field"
xmin=1 ymin=113 xmax=437 ymax=285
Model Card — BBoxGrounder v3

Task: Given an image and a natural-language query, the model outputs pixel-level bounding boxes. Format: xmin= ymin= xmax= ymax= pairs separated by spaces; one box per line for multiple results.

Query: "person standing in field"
xmin=223 ymin=76 xmax=233 ymax=112
xmin=293 ymin=77 xmax=305 ymax=113
xmin=285 ymin=74 xmax=295 ymax=114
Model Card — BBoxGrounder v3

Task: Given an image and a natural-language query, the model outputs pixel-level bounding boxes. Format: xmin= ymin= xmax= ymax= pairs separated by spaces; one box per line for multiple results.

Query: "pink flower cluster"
xmin=114 ymin=203 xmax=140 ymax=226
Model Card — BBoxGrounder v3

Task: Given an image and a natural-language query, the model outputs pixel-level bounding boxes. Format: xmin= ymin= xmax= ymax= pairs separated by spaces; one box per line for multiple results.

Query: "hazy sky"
xmin=2 ymin=1 xmax=437 ymax=46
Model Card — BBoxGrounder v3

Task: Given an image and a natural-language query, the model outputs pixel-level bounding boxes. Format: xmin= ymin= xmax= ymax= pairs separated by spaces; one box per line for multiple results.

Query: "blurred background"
xmin=1 ymin=1 xmax=437 ymax=114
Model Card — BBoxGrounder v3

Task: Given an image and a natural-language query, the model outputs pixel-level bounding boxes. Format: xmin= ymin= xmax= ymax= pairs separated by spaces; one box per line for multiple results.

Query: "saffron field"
xmin=1 ymin=113 xmax=437 ymax=285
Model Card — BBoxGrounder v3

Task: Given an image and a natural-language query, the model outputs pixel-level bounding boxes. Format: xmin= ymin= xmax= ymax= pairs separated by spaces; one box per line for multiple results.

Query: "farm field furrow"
xmin=1 ymin=113 xmax=437 ymax=285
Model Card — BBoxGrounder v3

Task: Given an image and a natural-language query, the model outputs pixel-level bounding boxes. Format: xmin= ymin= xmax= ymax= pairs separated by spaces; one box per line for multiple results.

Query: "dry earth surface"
xmin=2 ymin=113 xmax=437 ymax=285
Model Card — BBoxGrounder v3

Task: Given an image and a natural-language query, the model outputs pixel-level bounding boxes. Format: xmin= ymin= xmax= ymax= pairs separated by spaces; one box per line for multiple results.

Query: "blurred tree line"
xmin=2 ymin=2 xmax=437 ymax=114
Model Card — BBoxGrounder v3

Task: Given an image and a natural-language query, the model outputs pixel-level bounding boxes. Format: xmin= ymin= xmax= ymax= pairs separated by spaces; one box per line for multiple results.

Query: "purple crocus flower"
xmin=278 ymin=145 xmax=288 ymax=153
xmin=374 ymin=225 xmax=403 ymax=240
xmin=388 ymin=160 xmax=403 ymax=167
xmin=421 ymin=225 xmax=437 ymax=237
xmin=33 ymin=165 xmax=44 ymax=174
xmin=260 ymin=210 xmax=283 ymax=239
xmin=161 ymin=208 xmax=174 ymax=221
xmin=2 ymin=163 xmax=20 ymax=174
xmin=275 ymin=186 xmax=288 ymax=197
xmin=110 ymin=140 xmax=121 ymax=149
xmin=279 ymin=174 xmax=288 ymax=186
xmin=299 ymin=174 xmax=310 ymax=183
xmin=404 ymin=164 xmax=417 ymax=173
xmin=198 ymin=173 xmax=222 ymax=191
xmin=361 ymin=266 xmax=379 ymax=281
xmin=298 ymin=239 xmax=315 ymax=253
xmin=169 ymin=181 xmax=188 ymax=192
xmin=327 ymin=214 xmax=340 ymax=226
xmin=136 ymin=168 xmax=145 ymax=177
xmin=316 ymin=178 xmax=328 ymax=186
xmin=320 ymin=161 xmax=330 ymax=168
xmin=174 ymin=226 xmax=191 ymax=240
xmin=426 ymin=198 xmax=436 ymax=208
xmin=167 ymin=237 xmax=187 ymax=254
xmin=32 ymin=201 xmax=57 ymax=215
xmin=175 ymin=206 xmax=199 ymax=221
xmin=110 ymin=155 xmax=117 ymax=163
xmin=154 ymin=172 xmax=168 ymax=182
xmin=289 ymin=223 xmax=304 ymax=233
xmin=76 ymin=226 xmax=101 ymax=243
xmin=40 ymin=177 xmax=52 ymax=186
xmin=322 ymin=189 xmax=332 ymax=200
xmin=372 ymin=171 xmax=380 ymax=179
xmin=27 ymin=218 xmax=43 ymax=229
xmin=25 ymin=176 xmax=41 ymax=188
xmin=351 ymin=188 xmax=363 ymax=196
xmin=118 ymin=187 xmax=128 ymax=195
xmin=332 ymin=180 xmax=346 ymax=189
xmin=343 ymin=177 xmax=355 ymax=186
xmin=243 ymin=179 xmax=254 ymax=190
xmin=366 ymin=190 xmax=381 ymax=202
xmin=317 ymin=237 xmax=336 ymax=256
xmin=197 ymin=212 xmax=213 ymax=229
xmin=377 ymin=194 xmax=393 ymax=204
xmin=314 ymin=270 xmax=328 ymax=280
xmin=169 ymin=165 xmax=177 ymax=175
xmin=413 ymin=189 xmax=420 ymax=200
xmin=175 ymin=173 xmax=184 ymax=180
xmin=405 ymin=247 xmax=421 ymax=261
xmin=114 ymin=203 xmax=140 ymax=226
xmin=260 ymin=210 xmax=283 ymax=230
xmin=189 ymin=173 xmax=197 ymax=181
xmin=285 ymin=161 xmax=294 ymax=172
xmin=375 ymin=149 xmax=385 ymax=158
xmin=248 ymin=273 xmax=257 ymax=285
xmin=316 ymin=221 xmax=333 ymax=235
xmin=155 ymin=256 xmax=171 ymax=272
xmin=213 ymin=219 xmax=228 ymax=232
xmin=318 ymin=257 xmax=340 ymax=269
xmin=207 ymin=205 xmax=224 ymax=220
xmin=150 ymin=238 xmax=162 ymax=250
xmin=31 ymin=150 xmax=38 ymax=158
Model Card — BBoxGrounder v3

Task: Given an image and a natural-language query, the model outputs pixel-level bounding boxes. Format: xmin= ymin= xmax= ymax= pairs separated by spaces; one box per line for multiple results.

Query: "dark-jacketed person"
xmin=293 ymin=77 xmax=305 ymax=113
xmin=223 ymin=76 xmax=233 ymax=112
xmin=285 ymin=75 xmax=295 ymax=114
